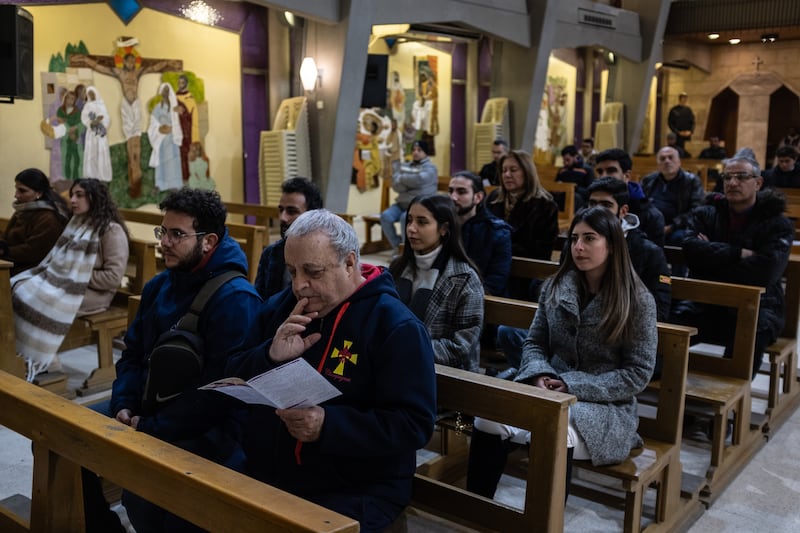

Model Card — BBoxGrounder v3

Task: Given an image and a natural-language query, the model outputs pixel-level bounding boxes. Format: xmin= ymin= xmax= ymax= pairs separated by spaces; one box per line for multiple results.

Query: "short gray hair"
xmin=724 ymin=147 xmax=761 ymax=177
xmin=285 ymin=209 xmax=360 ymax=265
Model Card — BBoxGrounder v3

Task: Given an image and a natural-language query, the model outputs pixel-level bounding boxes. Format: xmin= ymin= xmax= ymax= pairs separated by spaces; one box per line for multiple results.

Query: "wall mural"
xmin=534 ymin=75 xmax=569 ymax=164
xmin=39 ymin=38 xmax=211 ymax=208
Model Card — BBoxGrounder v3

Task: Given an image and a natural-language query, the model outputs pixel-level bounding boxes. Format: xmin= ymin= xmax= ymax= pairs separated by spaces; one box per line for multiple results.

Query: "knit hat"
xmin=413 ymin=140 xmax=429 ymax=155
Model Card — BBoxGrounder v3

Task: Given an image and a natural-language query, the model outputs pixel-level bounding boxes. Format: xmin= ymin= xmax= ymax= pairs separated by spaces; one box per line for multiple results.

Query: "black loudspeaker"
xmin=361 ymin=54 xmax=387 ymax=108
xmin=0 ymin=5 xmax=34 ymax=100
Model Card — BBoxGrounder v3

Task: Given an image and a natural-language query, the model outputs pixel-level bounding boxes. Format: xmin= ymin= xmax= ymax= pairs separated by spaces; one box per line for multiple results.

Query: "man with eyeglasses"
xmin=594 ymin=148 xmax=666 ymax=246
xmin=674 ymin=152 xmax=793 ymax=382
xmin=83 ymin=188 xmax=262 ymax=533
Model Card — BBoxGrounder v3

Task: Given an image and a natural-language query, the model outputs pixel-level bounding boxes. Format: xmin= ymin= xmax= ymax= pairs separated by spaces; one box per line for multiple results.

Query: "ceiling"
xmin=664 ymin=0 xmax=800 ymax=45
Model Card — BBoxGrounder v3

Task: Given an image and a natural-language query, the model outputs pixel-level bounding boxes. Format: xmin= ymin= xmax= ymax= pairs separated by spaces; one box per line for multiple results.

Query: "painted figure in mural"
xmin=187 ymin=142 xmax=215 ymax=190
xmin=353 ymin=112 xmax=382 ymax=192
xmin=70 ymin=37 xmax=182 ymax=197
xmin=548 ymin=87 xmax=568 ymax=154
xmin=42 ymin=86 xmax=67 ymax=185
xmin=390 ymin=71 xmax=406 ymax=130
xmin=81 ymin=86 xmax=113 ymax=182
xmin=412 ymin=69 xmax=438 ymax=135
xmin=57 ymin=90 xmax=85 ymax=181
xmin=175 ymin=73 xmax=200 ymax=183
xmin=148 ymin=83 xmax=184 ymax=192
xmin=381 ymin=117 xmax=403 ymax=182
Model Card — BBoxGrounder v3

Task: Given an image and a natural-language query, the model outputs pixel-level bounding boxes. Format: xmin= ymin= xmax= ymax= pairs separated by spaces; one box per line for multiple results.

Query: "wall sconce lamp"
xmin=300 ymin=57 xmax=320 ymax=92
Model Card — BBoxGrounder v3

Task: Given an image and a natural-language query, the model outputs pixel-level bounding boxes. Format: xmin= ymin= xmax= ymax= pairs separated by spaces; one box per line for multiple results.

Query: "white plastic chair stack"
xmin=471 ymin=97 xmax=509 ymax=172
xmin=259 ymin=97 xmax=312 ymax=206
xmin=594 ymin=101 xmax=625 ymax=152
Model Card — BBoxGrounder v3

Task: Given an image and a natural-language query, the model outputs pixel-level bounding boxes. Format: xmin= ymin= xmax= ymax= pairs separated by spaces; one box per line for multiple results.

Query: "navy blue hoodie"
xmin=227 ymin=265 xmax=437 ymax=510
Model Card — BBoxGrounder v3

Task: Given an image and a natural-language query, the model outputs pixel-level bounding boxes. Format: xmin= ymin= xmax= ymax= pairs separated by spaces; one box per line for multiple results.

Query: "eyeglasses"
xmin=154 ymin=226 xmax=208 ymax=243
xmin=721 ymin=172 xmax=757 ymax=182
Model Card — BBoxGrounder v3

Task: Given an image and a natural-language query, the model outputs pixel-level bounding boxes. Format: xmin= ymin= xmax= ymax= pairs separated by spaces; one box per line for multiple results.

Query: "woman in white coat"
xmin=148 ymin=82 xmax=184 ymax=191
xmin=81 ymin=86 xmax=112 ymax=182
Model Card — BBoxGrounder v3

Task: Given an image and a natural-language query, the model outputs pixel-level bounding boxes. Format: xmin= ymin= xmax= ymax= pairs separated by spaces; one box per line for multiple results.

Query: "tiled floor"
xmin=2 ymin=247 xmax=800 ymax=531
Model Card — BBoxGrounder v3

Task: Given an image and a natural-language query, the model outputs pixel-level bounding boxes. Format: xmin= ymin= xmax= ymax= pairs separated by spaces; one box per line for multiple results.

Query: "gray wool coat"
xmin=516 ymin=271 xmax=657 ymax=465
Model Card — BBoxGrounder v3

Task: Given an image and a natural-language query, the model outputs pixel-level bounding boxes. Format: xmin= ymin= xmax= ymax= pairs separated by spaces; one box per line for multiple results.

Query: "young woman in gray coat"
xmin=390 ymin=194 xmax=484 ymax=372
xmin=467 ymin=206 xmax=657 ymax=499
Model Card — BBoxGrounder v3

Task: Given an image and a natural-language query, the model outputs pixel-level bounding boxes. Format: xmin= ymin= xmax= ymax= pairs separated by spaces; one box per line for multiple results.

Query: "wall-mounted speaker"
xmin=361 ymin=54 xmax=387 ymax=109
xmin=0 ymin=5 xmax=34 ymax=100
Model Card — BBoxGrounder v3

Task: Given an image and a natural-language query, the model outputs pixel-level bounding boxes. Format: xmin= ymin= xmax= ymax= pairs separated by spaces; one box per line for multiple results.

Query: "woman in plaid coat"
xmin=390 ymin=194 xmax=484 ymax=372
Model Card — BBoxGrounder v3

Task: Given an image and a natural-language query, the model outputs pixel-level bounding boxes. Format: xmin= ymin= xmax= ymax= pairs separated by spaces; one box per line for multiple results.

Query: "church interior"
xmin=2 ymin=0 xmax=800 ymax=531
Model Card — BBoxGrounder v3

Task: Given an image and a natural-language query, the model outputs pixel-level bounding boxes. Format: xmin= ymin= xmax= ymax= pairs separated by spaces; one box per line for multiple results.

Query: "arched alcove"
xmin=766 ymin=86 xmax=800 ymax=166
xmin=706 ymin=87 xmax=739 ymax=157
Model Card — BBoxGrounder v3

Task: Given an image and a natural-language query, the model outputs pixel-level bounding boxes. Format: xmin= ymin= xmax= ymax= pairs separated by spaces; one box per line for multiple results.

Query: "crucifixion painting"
xmin=70 ymin=36 xmax=182 ymax=197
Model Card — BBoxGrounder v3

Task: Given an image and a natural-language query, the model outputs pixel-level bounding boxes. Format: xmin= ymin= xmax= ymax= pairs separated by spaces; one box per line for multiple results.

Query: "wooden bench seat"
xmin=0 ymin=260 xmax=25 ymax=379
xmin=0 ymin=370 xmax=359 ymax=533
xmin=406 ymin=364 xmax=575 ymax=532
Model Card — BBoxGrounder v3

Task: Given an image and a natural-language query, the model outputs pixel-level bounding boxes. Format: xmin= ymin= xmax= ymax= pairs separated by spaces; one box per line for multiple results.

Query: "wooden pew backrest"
xmin=0 ymin=370 xmax=359 ymax=533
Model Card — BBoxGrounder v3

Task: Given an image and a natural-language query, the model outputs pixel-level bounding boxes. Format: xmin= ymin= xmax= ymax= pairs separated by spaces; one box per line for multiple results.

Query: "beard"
xmin=280 ymin=221 xmax=290 ymax=239
xmin=172 ymin=239 xmax=205 ymax=272
xmin=456 ymin=203 xmax=475 ymax=217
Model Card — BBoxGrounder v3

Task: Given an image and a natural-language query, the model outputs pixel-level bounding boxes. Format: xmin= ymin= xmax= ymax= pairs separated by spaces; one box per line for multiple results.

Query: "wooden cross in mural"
xmin=70 ymin=37 xmax=182 ymax=198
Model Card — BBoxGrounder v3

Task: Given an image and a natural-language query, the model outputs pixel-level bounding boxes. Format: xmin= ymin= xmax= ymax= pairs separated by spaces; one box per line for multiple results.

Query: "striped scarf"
xmin=11 ymin=217 xmax=100 ymax=381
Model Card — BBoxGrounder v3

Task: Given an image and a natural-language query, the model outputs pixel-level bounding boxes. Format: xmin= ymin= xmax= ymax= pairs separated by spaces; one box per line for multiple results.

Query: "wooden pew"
xmin=668 ymin=278 xmax=766 ymax=501
xmin=665 ymin=247 xmax=800 ymax=436
xmin=541 ymin=179 xmax=576 ymax=232
xmin=362 ymin=177 xmax=393 ymax=253
xmin=119 ymin=208 xmax=265 ymax=283
xmin=0 ymin=370 xmax=359 ymax=533
xmin=0 ymin=260 xmax=25 ymax=379
xmin=482 ymin=294 xmax=703 ymax=531
xmin=406 ymin=364 xmax=574 ymax=532
xmin=758 ymin=255 xmax=800 ymax=434
xmin=223 ymin=201 xmax=279 ymax=229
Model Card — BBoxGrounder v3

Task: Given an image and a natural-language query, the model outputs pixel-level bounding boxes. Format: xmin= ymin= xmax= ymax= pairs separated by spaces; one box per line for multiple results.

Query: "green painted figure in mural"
xmin=57 ymin=90 xmax=85 ymax=181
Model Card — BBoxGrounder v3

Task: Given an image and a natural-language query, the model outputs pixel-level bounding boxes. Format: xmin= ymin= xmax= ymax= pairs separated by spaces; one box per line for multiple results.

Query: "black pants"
xmin=466 ymin=428 xmax=573 ymax=502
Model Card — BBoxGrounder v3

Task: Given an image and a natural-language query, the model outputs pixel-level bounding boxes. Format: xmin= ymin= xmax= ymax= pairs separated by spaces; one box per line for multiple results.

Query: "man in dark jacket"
xmin=641 ymin=146 xmax=705 ymax=247
xmin=85 ymin=189 xmax=262 ymax=533
xmin=224 ymin=209 xmax=436 ymax=531
xmin=674 ymin=152 xmax=793 ymax=379
xmin=449 ymin=171 xmax=511 ymax=296
xmin=254 ymin=177 xmax=322 ymax=299
xmin=587 ymin=178 xmax=672 ymax=321
xmin=594 ymin=148 xmax=665 ymax=246
xmin=556 ymin=144 xmax=593 ymax=209
xmin=763 ymin=145 xmax=800 ymax=188
xmin=668 ymin=92 xmax=695 ymax=150
xmin=479 ymin=138 xmax=508 ymax=186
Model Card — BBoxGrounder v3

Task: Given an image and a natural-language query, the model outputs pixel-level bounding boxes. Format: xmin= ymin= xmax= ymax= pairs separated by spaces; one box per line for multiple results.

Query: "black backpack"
xmin=142 ymin=271 xmax=245 ymax=413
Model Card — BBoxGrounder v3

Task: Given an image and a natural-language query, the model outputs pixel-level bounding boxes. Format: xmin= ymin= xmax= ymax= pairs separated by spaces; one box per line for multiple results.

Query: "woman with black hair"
xmin=0 ymin=168 xmax=70 ymax=276
xmin=389 ymin=194 xmax=484 ymax=372
xmin=12 ymin=178 xmax=129 ymax=380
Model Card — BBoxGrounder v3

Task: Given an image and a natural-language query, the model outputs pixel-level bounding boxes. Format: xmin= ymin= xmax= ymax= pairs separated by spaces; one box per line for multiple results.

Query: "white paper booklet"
xmin=200 ymin=357 xmax=342 ymax=409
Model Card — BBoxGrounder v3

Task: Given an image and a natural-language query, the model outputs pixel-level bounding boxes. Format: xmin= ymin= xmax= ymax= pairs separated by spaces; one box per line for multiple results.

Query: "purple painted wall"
xmin=451 ymin=42 xmax=467 ymax=174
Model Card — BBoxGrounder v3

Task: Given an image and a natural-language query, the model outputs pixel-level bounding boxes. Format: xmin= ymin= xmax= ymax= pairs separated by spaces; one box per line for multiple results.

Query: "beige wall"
xmin=661 ymin=39 xmax=800 ymax=164
xmin=0 ymin=4 xmax=242 ymax=218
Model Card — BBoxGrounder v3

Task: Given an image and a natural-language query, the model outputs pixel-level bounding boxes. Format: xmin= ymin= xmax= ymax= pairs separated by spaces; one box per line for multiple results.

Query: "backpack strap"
xmin=177 ymin=270 xmax=246 ymax=333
